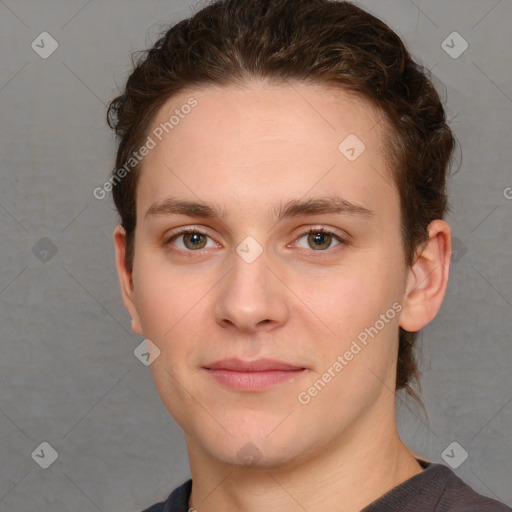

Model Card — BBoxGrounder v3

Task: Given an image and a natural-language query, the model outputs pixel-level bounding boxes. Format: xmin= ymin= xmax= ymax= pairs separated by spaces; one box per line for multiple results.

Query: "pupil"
xmin=310 ymin=232 xmax=330 ymax=250
xmin=186 ymin=233 xmax=206 ymax=249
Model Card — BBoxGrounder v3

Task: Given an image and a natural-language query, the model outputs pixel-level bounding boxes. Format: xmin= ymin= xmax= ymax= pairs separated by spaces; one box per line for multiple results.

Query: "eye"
xmin=293 ymin=228 xmax=346 ymax=251
xmin=163 ymin=226 xmax=347 ymax=254
xmin=164 ymin=229 xmax=217 ymax=251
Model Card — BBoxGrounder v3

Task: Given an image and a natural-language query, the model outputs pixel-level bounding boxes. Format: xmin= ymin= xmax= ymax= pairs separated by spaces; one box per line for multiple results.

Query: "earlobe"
xmin=399 ymin=220 xmax=452 ymax=333
xmin=113 ymin=225 xmax=144 ymax=336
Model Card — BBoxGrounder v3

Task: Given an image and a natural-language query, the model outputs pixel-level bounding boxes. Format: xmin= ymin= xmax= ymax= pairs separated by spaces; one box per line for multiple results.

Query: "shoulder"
xmin=140 ymin=479 xmax=193 ymax=512
xmin=363 ymin=462 xmax=511 ymax=511
xmin=140 ymin=503 xmax=165 ymax=512
xmin=433 ymin=464 xmax=511 ymax=511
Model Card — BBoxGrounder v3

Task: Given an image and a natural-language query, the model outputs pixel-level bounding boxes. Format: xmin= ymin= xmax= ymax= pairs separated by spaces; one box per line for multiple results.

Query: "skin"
xmin=114 ymin=81 xmax=451 ymax=512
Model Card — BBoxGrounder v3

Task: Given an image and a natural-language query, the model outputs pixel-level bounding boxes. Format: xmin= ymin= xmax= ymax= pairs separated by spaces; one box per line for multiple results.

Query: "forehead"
xmin=137 ymin=80 xmax=397 ymax=223
xmin=148 ymin=80 xmax=386 ymax=158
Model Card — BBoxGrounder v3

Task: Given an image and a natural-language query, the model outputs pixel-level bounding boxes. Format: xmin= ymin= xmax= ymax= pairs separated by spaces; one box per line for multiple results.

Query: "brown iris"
xmin=183 ymin=232 xmax=208 ymax=250
xmin=307 ymin=231 xmax=332 ymax=250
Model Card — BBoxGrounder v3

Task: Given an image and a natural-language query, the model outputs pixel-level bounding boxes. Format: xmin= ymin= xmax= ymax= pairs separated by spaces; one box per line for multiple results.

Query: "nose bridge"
xmin=214 ymin=237 xmax=289 ymax=332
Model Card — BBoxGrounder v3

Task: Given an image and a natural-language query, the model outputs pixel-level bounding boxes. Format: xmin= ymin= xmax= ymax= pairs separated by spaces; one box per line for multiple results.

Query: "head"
xmin=108 ymin=0 xmax=455 ymax=468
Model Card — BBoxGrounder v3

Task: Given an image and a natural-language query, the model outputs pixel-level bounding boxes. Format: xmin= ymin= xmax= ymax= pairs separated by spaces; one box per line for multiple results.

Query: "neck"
xmin=186 ymin=398 xmax=423 ymax=512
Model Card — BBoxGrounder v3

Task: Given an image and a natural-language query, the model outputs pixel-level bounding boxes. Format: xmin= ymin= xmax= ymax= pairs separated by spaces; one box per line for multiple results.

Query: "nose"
xmin=213 ymin=242 xmax=290 ymax=334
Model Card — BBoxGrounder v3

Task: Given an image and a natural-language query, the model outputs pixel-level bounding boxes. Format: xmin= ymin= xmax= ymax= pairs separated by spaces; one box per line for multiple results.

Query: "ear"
xmin=113 ymin=225 xmax=144 ymax=336
xmin=399 ymin=219 xmax=452 ymax=332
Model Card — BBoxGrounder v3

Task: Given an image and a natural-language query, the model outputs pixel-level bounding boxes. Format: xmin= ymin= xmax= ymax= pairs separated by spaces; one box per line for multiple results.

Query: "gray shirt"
xmin=141 ymin=460 xmax=511 ymax=511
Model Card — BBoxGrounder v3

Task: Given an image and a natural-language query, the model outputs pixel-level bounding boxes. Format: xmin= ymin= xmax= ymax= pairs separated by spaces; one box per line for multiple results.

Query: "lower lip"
xmin=205 ymin=368 xmax=306 ymax=391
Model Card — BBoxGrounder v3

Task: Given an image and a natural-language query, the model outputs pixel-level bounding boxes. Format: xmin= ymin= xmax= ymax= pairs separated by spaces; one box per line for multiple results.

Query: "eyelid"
xmin=290 ymin=226 xmax=349 ymax=250
xmin=163 ymin=225 xmax=215 ymax=245
xmin=163 ymin=225 xmax=349 ymax=253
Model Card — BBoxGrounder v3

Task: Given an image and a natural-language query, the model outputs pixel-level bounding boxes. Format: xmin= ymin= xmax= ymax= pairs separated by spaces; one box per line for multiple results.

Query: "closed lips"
xmin=204 ymin=358 xmax=305 ymax=371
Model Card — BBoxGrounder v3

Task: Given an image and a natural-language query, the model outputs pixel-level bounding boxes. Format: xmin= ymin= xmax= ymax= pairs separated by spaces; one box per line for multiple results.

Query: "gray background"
xmin=0 ymin=0 xmax=510 ymax=510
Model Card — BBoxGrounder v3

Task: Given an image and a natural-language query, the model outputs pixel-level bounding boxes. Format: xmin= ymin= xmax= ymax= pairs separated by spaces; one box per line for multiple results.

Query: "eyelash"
xmin=163 ymin=227 xmax=347 ymax=255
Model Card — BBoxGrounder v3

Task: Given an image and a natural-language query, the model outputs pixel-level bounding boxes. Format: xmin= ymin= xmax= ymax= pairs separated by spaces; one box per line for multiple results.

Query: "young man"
xmin=107 ymin=0 xmax=511 ymax=510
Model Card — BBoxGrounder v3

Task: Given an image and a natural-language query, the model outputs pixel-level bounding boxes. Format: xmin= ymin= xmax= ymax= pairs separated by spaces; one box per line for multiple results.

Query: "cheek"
xmin=300 ymin=259 xmax=401 ymax=339
xmin=131 ymin=255 xmax=213 ymax=361
xmin=131 ymin=257 xmax=181 ymax=339
xmin=132 ymin=276 xmax=166 ymax=336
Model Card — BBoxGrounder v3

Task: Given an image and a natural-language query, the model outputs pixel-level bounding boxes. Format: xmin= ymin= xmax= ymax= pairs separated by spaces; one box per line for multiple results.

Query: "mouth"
xmin=203 ymin=358 xmax=307 ymax=392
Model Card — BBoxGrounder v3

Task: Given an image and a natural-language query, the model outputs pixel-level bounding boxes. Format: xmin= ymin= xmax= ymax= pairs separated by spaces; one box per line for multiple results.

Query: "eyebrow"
xmin=144 ymin=195 xmax=374 ymax=222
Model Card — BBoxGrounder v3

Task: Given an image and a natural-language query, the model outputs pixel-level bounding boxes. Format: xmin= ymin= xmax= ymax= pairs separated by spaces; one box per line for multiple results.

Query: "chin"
xmin=210 ymin=442 xmax=304 ymax=470
xmin=192 ymin=419 xmax=317 ymax=470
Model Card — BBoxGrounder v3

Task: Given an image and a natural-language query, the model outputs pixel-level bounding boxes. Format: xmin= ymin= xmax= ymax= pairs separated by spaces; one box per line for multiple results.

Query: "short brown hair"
xmin=107 ymin=0 xmax=457 ymax=401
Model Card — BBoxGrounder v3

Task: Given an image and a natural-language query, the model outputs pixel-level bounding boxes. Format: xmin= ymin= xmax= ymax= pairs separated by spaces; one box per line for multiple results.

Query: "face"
xmin=116 ymin=81 xmax=422 ymax=469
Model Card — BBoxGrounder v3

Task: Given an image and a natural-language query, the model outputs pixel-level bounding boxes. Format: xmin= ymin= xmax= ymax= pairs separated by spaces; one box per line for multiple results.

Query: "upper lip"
xmin=204 ymin=358 xmax=305 ymax=372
